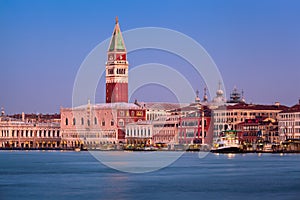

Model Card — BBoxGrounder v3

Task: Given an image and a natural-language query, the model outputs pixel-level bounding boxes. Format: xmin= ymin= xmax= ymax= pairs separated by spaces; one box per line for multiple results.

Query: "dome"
xmin=216 ymin=89 xmax=224 ymax=96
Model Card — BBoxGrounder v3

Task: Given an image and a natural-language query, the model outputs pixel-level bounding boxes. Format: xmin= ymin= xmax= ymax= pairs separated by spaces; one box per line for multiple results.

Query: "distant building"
xmin=125 ymin=121 xmax=153 ymax=146
xmin=278 ymin=100 xmax=300 ymax=140
xmin=9 ymin=113 xmax=60 ymax=123
xmin=152 ymin=115 xmax=180 ymax=148
xmin=135 ymin=101 xmax=184 ymax=121
xmin=173 ymin=104 xmax=213 ymax=145
xmin=213 ymin=103 xmax=288 ymax=139
xmin=0 ymin=116 xmax=60 ymax=149
xmin=236 ymin=117 xmax=279 ymax=143
xmin=125 ymin=102 xmax=213 ymax=148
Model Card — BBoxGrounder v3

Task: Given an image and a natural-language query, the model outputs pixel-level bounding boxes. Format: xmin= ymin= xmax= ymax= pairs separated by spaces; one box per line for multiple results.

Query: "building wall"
xmin=236 ymin=119 xmax=279 ymax=143
xmin=213 ymin=106 xmax=285 ymax=139
xmin=278 ymin=112 xmax=300 ymax=140
xmin=0 ymin=118 xmax=60 ymax=148
xmin=60 ymin=107 xmax=118 ymax=148
xmin=152 ymin=116 xmax=179 ymax=147
xmin=106 ymin=82 xmax=128 ymax=103
xmin=60 ymin=104 xmax=146 ymax=148
xmin=125 ymin=123 xmax=153 ymax=145
xmin=178 ymin=116 xmax=212 ymax=145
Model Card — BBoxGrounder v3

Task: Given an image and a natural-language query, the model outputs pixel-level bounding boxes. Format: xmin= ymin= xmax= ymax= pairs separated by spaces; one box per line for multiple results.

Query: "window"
xmin=117 ymin=68 xmax=125 ymax=74
xmin=65 ymin=118 xmax=69 ymax=126
xmin=87 ymin=119 xmax=90 ymax=126
xmin=111 ymin=120 xmax=114 ymax=126
xmin=108 ymin=69 xmax=114 ymax=74
xmin=102 ymin=120 xmax=105 ymax=126
xmin=81 ymin=118 xmax=84 ymax=125
xmin=73 ymin=118 xmax=76 ymax=125
xmin=136 ymin=111 xmax=143 ymax=117
xmin=118 ymin=119 xmax=124 ymax=126
xmin=119 ymin=111 xmax=125 ymax=117
xmin=94 ymin=117 xmax=97 ymax=125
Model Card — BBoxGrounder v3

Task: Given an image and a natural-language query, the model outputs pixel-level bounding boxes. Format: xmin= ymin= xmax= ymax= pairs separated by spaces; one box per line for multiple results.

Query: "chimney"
xmin=274 ymin=102 xmax=280 ymax=107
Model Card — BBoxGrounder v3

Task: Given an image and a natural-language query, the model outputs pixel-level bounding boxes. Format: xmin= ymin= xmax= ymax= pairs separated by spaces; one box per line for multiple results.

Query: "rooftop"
xmin=64 ymin=102 xmax=142 ymax=110
xmin=280 ymin=103 xmax=300 ymax=113
xmin=137 ymin=102 xmax=187 ymax=111
xmin=216 ymin=103 xmax=288 ymax=111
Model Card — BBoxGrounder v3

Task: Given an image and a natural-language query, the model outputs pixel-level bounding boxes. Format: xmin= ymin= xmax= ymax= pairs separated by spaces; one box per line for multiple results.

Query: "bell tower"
xmin=106 ymin=17 xmax=128 ymax=103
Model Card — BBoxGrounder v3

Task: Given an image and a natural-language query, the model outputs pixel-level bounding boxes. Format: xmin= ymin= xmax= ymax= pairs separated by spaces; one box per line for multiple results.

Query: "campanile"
xmin=105 ymin=17 xmax=128 ymax=103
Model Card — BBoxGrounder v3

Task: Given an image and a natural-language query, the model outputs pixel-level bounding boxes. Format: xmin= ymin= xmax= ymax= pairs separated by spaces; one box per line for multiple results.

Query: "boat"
xmin=74 ymin=147 xmax=81 ymax=152
xmin=211 ymin=130 xmax=242 ymax=153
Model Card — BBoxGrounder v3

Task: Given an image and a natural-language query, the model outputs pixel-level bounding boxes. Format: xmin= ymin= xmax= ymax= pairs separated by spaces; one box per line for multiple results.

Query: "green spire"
xmin=109 ymin=16 xmax=126 ymax=52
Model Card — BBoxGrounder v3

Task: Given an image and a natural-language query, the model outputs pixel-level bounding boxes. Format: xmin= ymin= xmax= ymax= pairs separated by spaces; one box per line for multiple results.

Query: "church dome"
xmin=216 ymin=89 xmax=224 ymax=96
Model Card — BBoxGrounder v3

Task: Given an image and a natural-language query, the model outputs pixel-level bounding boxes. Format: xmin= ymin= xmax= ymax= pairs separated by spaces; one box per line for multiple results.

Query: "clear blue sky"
xmin=0 ymin=0 xmax=299 ymax=114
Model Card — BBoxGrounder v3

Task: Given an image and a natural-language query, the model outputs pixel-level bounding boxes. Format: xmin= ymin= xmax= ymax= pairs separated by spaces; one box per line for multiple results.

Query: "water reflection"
xmin=90 ymin=151 xmax=185 ymax=173
xmin=226 ymin=153 xmax=236 ymax=159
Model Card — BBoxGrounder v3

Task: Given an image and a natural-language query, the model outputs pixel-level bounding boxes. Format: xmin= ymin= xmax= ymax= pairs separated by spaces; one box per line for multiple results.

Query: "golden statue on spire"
xmin=115 ymin=16 xmax=119 ymax=24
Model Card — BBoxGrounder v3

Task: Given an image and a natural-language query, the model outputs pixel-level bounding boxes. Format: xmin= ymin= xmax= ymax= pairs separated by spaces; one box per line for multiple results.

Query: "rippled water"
xmin=0 ymin=151 xmax=300 ymax=200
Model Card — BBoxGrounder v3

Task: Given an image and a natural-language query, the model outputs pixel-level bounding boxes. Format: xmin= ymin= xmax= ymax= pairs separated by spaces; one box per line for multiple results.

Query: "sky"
xmin=0 ymin=0 xmax=300 ymax=114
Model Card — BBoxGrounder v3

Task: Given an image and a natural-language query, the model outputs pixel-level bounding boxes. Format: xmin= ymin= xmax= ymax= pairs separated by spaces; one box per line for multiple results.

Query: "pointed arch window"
xmin=73 ymin=118 xmax=76 ymax=125
xmin=81 ymin=118 xmax=84 ymax=125
xmin=65 ymin=118 xmax=69 ymax=126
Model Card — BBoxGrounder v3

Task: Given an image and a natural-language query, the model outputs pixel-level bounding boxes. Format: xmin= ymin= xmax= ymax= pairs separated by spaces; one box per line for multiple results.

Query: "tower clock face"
xmin=109 ymin=54 xmax=114 ymax=61
xmin=116 ymin=54 xmax=126 ymax=61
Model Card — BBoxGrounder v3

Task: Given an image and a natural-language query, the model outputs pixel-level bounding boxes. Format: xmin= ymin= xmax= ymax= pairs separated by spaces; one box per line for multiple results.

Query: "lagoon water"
xmin=0 ymin=151 xmax=300 ymax=200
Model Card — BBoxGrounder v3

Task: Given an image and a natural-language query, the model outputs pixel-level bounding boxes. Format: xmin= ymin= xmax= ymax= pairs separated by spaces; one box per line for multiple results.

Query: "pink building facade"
xmin=60 ymin=103 xmax=145 ymax=148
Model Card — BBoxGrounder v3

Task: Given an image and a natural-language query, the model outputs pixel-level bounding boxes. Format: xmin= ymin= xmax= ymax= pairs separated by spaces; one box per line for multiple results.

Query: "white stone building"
xmin=278 ymin=100 xmax=300 ymax=140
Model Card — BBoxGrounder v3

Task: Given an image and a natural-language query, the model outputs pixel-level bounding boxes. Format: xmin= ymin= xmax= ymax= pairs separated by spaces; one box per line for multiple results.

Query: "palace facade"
xmin=0 ymin=114 xmax=60 ymax=149
xmin=60 ymin=102 xmax=145 ymax=148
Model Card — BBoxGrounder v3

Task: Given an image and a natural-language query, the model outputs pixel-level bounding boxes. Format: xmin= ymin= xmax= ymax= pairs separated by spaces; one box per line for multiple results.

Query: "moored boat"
xmin=74 ymin=147 xmax=81 ymax=152
xmin=211 ymin=130 xmax=242 ymax=153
